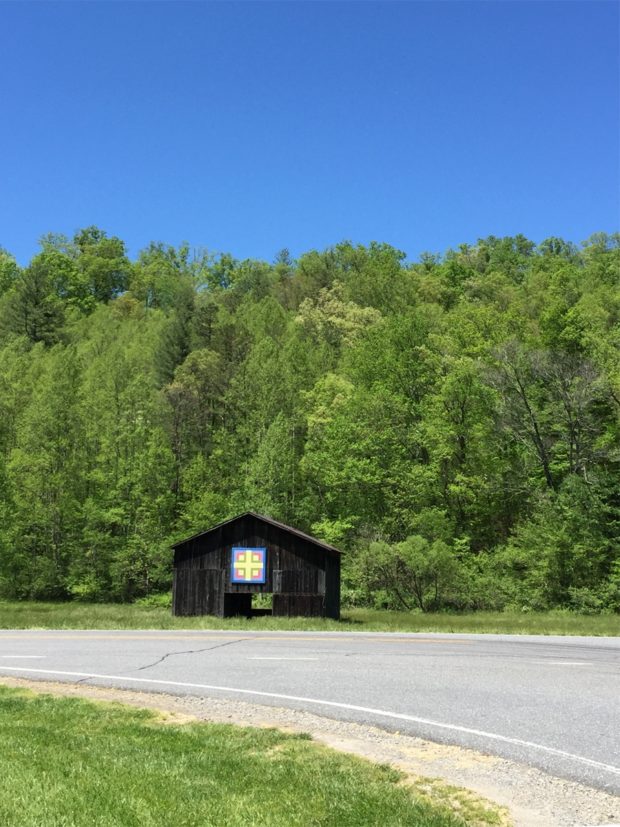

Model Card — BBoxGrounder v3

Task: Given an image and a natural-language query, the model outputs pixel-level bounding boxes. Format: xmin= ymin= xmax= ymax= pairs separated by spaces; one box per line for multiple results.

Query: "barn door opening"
xmin=222 ymin=592 xmax=273 ymax=618
xmin=251 ymin=593 xmax=272 ymax=617
xmin=222 ymin=593 xmax=252 ymax=618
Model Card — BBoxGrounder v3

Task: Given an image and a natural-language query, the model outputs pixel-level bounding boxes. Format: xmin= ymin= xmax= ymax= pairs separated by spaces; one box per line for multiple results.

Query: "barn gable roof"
xmin=171 ymin=511 xmax=341 ymax=554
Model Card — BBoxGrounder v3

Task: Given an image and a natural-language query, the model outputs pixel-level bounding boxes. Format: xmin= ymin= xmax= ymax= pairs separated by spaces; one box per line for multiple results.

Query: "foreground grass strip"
xmin=0 ymin=601 xmax=618 ymax=636
xmin=0 ymin=686 xmax=499 ymax=827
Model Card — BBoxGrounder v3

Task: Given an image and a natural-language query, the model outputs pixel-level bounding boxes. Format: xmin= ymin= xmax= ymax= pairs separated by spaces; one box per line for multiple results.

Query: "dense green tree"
xmin=353 ymin=536 xmax=462 ymax=612
xmin=74 ymin=226 xmax=131 ymax=302
xmin=4 ymin=345 xmax=83 ymax=597
xmin=0 ymin=258 xmax=65 ymax=345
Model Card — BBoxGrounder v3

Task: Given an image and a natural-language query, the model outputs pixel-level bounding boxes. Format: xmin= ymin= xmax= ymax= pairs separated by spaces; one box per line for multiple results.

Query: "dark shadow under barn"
xmin=171 ymin=512 xmax=341 ymax=619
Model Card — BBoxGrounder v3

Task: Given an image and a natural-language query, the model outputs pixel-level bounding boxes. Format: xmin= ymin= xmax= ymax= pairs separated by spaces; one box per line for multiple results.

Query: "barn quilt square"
xmin=231 ymin=547 xmax=267 ymax=584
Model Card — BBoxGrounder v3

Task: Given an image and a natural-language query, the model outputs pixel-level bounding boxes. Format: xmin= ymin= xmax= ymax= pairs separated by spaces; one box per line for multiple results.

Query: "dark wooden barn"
xmin=171 ymin=512 xmax=341 ymax=619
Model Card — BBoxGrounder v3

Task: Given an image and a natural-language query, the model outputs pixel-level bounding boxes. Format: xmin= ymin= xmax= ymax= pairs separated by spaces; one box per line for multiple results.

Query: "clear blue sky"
xmin=1 ymin=1 xmax=618 ymax=265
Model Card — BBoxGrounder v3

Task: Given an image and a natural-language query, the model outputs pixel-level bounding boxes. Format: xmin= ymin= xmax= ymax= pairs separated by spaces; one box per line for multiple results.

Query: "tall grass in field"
xmin=0 ymin=600 xmax=617 ymax=635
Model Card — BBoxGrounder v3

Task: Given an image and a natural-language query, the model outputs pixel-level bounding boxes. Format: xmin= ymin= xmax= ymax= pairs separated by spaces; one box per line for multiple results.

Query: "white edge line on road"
xmin=0 ymin=665 xmax=618 ymax=777
xmin=0 ymin=655 xmax=45 ymax=659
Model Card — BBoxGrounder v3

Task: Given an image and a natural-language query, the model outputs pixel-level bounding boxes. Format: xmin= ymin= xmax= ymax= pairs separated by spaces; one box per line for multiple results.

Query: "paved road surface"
xmin=0 ymin=630 xmax=618 ymax=795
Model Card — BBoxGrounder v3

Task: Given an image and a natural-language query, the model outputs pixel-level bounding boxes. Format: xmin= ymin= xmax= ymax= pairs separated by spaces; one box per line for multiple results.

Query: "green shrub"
xmin=133 ymin=592 xmax=172 ymax=609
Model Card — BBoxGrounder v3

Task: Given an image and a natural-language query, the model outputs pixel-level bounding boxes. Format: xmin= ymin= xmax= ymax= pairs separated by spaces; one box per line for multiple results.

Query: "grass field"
xmin=0 ymin=600 xmax=618 ymax=635
xmin=0 ymin=686 xmax=503 ymax=827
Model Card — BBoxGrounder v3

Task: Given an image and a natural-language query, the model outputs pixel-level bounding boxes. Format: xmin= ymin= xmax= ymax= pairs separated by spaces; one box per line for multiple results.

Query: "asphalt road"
xmin=0 ymin=630 xmax=618 ymax=795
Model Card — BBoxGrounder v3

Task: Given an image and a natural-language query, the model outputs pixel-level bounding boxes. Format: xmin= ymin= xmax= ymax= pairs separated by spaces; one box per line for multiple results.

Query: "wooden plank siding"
xmin=172 ymin=512 xmax=340 ymax=619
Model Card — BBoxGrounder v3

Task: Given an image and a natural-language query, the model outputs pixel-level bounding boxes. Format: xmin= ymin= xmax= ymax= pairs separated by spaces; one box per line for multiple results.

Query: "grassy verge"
xmin=0 ymin=600 xmax=618 ymax=635
xmin=0 ymin=686 xmax=503 ymax=827
xmin=345 ymin=608 xmax=620 ymax=636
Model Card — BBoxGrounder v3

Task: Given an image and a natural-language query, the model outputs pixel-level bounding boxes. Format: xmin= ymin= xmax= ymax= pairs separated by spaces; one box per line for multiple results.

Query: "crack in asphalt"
xmin=131 ymin=638 xmax=245 ymax=674
xmin=68 ymin=639 xmax=247 ymax=685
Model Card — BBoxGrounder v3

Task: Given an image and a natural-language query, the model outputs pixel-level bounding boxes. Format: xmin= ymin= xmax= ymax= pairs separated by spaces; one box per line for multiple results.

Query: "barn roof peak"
xmin=171 ymin=511 xmax=341 ymax=554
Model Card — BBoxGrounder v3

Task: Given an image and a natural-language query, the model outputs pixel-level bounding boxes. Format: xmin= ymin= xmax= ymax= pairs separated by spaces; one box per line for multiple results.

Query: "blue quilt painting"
xmin=231 ymin=547 xmax=267 ymax=584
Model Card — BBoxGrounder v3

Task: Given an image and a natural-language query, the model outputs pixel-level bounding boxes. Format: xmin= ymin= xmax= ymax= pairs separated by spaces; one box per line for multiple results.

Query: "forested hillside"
xmin=0 ymin=229 xmax=618 ymax=612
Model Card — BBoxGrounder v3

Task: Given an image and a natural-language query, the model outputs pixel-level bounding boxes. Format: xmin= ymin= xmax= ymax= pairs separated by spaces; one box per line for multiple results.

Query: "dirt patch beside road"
xmin=1 ymin=676 xmax=618 ymax=827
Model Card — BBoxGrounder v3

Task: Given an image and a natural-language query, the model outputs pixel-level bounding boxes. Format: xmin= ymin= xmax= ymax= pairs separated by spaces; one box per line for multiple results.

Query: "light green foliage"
xmin=496 ymin=476 xmax=617 ymax=611
xmin=130 ymin=242 xmax=192 ymax=310
xmin=5 ymin=345 xmax=82 ymax=597
xmin=0 ymin=248 xmax=20 ymax=296
xmin=0 ymin=232 xmax=617 ymax=611
xmin=244 ymin=412 xmax=301 ymax=523
xmin=296 ymin=281 xmax=382 ymax=352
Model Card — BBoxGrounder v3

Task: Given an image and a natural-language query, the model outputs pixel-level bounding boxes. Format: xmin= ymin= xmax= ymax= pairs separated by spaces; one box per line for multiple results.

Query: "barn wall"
xmin=172 ymin=514 xmax=340 ymax=618
xmin=324 ymin=553 xmax=341 ymax=620
xmin=173 ymin=569 xmax=223 ymax=616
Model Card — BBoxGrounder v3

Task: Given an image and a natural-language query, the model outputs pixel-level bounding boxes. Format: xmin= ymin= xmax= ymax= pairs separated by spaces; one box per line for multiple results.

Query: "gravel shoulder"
xmin=2 ymin=676 xmax=618 ymax=827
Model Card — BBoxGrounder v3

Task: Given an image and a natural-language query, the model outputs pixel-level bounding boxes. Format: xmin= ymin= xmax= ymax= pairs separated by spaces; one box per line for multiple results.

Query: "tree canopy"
xmin=0 ymin=229 xmax=618 ymax=612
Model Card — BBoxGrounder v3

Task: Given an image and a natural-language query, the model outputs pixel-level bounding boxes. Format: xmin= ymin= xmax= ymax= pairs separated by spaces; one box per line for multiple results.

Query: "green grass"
xmin=0 ymin=686 xmax=503 ymax=827
xmin=0 ymin=600 xmax=618 ymax=635
xmin=344 ymin=608 xmax=620 ymax=636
